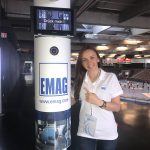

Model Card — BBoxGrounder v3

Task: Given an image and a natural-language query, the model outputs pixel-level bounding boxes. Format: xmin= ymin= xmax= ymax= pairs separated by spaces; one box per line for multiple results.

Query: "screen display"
xmin=32 ymin=6 xmax=74 ymax=36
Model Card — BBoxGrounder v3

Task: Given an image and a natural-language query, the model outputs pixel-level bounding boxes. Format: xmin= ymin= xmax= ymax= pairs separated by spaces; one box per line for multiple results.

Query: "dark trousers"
xmin=77 ymin=136 xmax=118 ymax=150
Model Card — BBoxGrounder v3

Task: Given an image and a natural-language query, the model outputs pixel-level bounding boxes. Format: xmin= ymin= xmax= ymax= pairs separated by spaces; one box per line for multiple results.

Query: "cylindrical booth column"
xmin=34 ymin=1 xmax=71 ymax=150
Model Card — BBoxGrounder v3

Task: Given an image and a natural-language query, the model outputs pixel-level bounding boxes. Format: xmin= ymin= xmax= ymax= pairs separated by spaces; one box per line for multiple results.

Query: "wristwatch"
xmin=99 ymin=100 xmax=107 ymax=109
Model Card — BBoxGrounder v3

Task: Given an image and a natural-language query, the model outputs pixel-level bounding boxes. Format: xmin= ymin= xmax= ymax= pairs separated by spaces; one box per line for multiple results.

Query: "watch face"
xmin=50 ymin=46 xmax=59 ymax=55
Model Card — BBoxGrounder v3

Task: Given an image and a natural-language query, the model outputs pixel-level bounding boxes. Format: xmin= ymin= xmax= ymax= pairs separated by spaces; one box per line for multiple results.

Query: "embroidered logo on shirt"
xmin=101 ymin=86 xmax=106 ymax=90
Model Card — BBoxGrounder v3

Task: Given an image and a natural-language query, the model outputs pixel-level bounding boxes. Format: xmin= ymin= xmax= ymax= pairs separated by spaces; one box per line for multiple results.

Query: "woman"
xmin=73 ymin=45 xmax=123 ymax=150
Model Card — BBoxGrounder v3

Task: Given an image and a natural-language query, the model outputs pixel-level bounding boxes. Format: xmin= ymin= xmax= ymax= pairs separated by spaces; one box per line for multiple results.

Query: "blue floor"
xmin=0 ymin=76 xmax=150 ymax=150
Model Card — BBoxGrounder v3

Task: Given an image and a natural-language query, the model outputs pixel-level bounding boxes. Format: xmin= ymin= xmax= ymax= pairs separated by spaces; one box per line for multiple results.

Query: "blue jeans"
xmin=77 ymin=136 xmax=118 ymax=150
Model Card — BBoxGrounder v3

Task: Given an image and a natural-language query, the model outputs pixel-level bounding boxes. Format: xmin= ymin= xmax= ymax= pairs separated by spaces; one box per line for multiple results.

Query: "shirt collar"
xmin=84 ymin=68 xmax=106 ymax=83
xmin=99 ymin=69 xmax=105 ymax=81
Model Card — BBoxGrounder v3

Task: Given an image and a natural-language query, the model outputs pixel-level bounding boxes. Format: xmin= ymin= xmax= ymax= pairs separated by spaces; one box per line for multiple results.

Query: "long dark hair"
xmin=74 ymin=45 xmax=101 ymax=101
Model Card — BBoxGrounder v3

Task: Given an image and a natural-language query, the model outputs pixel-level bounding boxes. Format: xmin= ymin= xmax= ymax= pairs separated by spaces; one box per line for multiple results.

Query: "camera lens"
xmin=50 ymin=46 xmax=59 ymax=55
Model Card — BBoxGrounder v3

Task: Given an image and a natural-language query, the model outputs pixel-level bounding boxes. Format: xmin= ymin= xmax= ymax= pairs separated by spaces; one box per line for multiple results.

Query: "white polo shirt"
xmin=77 ymin=69 xmax=123 ymax=140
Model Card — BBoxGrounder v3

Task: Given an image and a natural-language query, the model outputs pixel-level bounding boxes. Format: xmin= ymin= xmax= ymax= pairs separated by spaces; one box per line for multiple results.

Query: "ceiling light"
xmin=116 ymin=46 xmax=128 ymax=51
xmin=144 ymin=55 xmax=150 ymax=58
xmin=107 ymin=54 xmax=116 ymax=58
xmin=96 ymin=45 xmax=109 ymax=50
xmin=124 ymin=39 xmax=142 ymax=45
xmin=99 ymin=53 xmax=106 ymax=57
xmin=118 ymin=54 xmax=126 ymax=58
xmin=135 ymin=47 xmax=146 ymax=51
xmin=134 ymin=55 xmax=142 ymax=58
xmin=71 ymin=57 xmax=76 ymax=61
xmin=85 ymin=34 xmax=98 ymax=39
xmin=71 ymin=53 xmax=79 ymax=57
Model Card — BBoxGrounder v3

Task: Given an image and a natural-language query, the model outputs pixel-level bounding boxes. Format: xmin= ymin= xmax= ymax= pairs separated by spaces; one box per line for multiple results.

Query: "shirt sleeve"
xmin=109 ymin=73 xmax=123 ymax=98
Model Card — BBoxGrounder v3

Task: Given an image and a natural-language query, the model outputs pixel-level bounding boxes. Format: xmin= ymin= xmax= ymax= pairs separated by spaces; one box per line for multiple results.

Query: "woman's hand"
xmin=84 ymin=87 xmax=121 ymax=112
xmin=84 ymin=88 xmax=103 ymax=106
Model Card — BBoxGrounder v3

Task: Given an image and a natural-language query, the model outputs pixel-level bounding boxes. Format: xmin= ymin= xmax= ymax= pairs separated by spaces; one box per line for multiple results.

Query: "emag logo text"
xmin=40 ymin=77 xmax=68 ymax=96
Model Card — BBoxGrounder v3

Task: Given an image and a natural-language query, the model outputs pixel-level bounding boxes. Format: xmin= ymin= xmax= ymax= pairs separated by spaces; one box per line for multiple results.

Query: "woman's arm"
xmin=103 ymin=96 xmax=121 ymax=112
xmin=85 ymin=90 xmax=121 ymax=112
